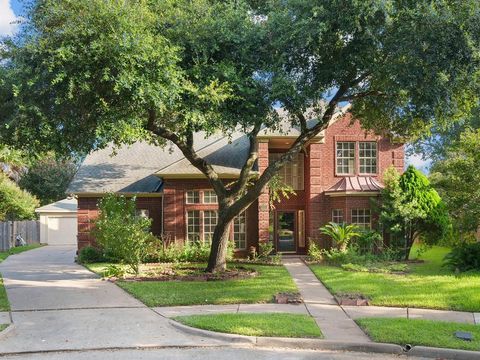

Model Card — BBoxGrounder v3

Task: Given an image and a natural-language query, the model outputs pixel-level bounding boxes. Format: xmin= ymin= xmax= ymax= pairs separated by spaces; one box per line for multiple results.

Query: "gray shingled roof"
xmin=68 ymin=105 xmax=350 ymax=194
xmin=67 ymin=133 xmax=238 ymax=193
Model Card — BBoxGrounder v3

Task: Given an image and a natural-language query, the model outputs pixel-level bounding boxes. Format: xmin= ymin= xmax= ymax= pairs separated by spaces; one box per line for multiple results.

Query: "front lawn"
xmin=0 ymin=324 xmax=8 ymax=332
xmin=86 ymin=263 xmax=297 ymax=307
xmin=174 ymin=313 xmax=322 ymax=338
xmin=309 ymin=246 xmax=480 ymax=312
xmin=357 ymin=317 xmax=480 ymax=351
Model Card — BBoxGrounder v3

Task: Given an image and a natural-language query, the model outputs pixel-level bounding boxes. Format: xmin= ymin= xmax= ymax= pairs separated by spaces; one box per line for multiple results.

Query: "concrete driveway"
xmin=0 ymin=246 xmax=221 ymax=354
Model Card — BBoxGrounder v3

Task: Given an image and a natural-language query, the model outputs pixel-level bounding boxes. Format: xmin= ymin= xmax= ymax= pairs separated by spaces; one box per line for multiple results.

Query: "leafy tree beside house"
xmin=380 ymin=166 xmax=451 ymax=260
xmin=0 ymin=173 xmax=39 ymax=221
xmin=1 ymin=0 xmax=479 ymax=272
xmin=19 ymin=155 xmax=77 ymax=206
xmin=430 ymin=129 xmax=480 ymax=240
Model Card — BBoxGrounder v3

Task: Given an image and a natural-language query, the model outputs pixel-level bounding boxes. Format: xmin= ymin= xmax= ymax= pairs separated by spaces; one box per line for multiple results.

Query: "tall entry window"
xmin=269 ymin=153 xmax=304 ymax=190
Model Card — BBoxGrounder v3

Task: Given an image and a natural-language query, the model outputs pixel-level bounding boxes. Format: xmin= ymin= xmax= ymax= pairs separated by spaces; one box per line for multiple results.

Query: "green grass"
xmin=0 ymin=324 xmax=8 ymax=332
xmin=0 ymin=244 xmax=43 ymax=263
xmin=0 ymin=244 xmax=42 ymax=311
xmin=357 ymin=317 xmax=480 ymax=351
xmin=309 ymin=246 xmax=480 ymax=312
xmin=86 ymin=263 xmax=297 ymax=307
xmin=174 ymin=313 xmax=322 ymax=338
xmin=0 ymin=277 xmax=8 ymax=311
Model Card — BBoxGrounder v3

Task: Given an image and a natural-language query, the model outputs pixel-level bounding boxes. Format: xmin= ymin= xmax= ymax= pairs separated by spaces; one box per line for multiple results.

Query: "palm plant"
xmin=319 ymin=222 xmax=361 ymax=252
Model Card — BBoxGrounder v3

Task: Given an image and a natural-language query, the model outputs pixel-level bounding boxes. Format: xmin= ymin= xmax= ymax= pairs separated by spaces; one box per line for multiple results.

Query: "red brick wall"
xmin=305 ymin=114 xmax=404 ymax=247
xmin=77 ymin=196 xmax=163 ymax=250
xmin=161 ymin=179 xmax=259 ymax=254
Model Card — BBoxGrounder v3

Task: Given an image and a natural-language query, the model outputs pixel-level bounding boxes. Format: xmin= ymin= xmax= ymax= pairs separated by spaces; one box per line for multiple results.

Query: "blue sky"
xmin=1 ymin=0 xmax=431 ymax=173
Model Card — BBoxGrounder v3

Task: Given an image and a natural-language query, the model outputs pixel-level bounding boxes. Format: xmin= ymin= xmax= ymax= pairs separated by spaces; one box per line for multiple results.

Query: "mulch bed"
xmin=117 ymin=266 xmax=258 ymax=282
xmin=335 ymin=293 xmax=370 ymax=306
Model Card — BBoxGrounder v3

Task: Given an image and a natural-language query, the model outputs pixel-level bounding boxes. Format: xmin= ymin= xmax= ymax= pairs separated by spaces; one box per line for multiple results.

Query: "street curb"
xmin=169 ymin=320 xmax=256 ymax=344
xmin=408 ymin=346 xmax=480 ymax=360
xmin=170 ymin=319 xmax=480 ymax=359
xmin=0 ymin=323 xmax=15 ymax=340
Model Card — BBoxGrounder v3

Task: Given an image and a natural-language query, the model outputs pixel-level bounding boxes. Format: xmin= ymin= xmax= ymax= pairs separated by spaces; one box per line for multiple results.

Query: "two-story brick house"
xmin=68 ymin=110 xmax=404 ymax=255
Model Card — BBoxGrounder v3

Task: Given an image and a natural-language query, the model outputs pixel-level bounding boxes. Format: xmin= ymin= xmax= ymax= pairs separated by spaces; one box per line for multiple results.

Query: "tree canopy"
xmin=19 ymin=155 xmax=77 ymax=206
xmin=1 ymin=0 xmax=479 ymax=271
xmin=430 ymin=129 xmax=480 ymax=238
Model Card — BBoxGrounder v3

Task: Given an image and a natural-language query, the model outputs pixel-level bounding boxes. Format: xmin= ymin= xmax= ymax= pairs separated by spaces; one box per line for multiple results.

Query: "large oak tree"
xmin=1 ymin=0 xmax=479 ymax=272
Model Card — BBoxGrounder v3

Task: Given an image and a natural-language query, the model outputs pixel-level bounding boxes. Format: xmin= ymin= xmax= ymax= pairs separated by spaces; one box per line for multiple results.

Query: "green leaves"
xmin=319 ymin=222 xmax=361 ymax=252
xmin=0 ymin=174 xmax=39 ymax=221
xmin=94 ymin=194 xmax=152 ymax=275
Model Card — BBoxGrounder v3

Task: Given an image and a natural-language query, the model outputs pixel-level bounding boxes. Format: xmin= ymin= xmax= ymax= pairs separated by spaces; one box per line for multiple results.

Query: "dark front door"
xmin=276 ymin=211 xmax=296 ymax=252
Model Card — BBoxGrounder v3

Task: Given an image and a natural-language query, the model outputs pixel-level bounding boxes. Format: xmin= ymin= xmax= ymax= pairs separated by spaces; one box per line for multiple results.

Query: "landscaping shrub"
xmin=156 ymin=241 xmax=234 ymax=263
xmin=443 ymin=242 xmax=480 ymax=272
xmin=307 ymin=241 xmax=323 ymax=262
xmin=353 ymin=230 xmax=383 ymax=255
xmin=319 ymin=222 xmax=361 ymax=252
xmin=78 ymin=246 xmax=105 ymax=263
xmin=258 ymin=242 xmax=274 ymax=258
xmin=102 ymin=264 xmax=127 ymax=278
xmin=94 ymin=194 xmax=152 ymax=275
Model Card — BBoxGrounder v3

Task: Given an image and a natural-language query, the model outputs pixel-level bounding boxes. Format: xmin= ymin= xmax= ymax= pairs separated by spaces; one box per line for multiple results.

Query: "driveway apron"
xmin=0 ymin=246 xmax=221 ymax=353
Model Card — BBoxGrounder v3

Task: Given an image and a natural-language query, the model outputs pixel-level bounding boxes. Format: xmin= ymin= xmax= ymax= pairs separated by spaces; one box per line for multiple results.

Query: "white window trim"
xmin=232 ymin=211 xmax=247 ymax=250
xmin=359 ymin=142 xmax=378 ymax=175
xmin=351 ymin=208 xmax=372 ymax=229
xmin=336 ymin=141 xmax=356 ymax=176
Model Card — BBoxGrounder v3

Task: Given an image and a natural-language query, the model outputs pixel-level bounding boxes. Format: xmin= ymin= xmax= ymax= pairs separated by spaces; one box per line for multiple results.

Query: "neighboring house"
xmin=68 ymin=111 xmax=404 ymax=255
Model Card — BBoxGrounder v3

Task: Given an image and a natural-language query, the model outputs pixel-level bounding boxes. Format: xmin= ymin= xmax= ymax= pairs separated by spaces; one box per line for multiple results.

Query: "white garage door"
xmin=47 ymin=216 xmax=77 ymax=245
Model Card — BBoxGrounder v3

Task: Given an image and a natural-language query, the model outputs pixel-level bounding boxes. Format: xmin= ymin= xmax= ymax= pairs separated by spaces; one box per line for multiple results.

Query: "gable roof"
xmin=68 ymin=106 xmax=351 ymax=194
xmin=35 ymin=198 xmax=78 ymax=213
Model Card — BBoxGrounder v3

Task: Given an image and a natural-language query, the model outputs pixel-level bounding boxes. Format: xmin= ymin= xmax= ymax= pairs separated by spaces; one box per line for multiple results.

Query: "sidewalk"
xmin=153 ymin=257 xmax=479 ymax=343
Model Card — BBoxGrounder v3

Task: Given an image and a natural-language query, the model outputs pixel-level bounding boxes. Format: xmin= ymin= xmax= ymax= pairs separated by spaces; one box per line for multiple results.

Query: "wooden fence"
xmin=0 ymin=221 xmax=40 ymax=251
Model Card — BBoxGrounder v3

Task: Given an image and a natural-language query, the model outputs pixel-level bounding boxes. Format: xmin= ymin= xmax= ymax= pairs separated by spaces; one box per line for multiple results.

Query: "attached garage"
xmin=35 ymin=198 xmax=78 ymax=245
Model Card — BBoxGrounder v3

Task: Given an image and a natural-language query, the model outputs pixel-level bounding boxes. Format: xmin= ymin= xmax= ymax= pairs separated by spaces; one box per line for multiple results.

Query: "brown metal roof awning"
xmin=325 ymin=176 xmax=384 ymax=196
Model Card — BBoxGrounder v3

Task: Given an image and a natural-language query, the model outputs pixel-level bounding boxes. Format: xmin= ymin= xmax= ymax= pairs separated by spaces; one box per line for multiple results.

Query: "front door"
xmin=276 ymin=211 xmax=296 ymax=252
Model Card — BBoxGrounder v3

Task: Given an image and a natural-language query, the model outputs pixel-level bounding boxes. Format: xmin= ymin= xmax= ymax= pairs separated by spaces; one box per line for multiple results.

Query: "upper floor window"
xmin=203 ymin=190 xmax=218 ymax=204
xmin=186 ymin=191 xmax=200 ymax=204
xmin=351 ymin=209 xmax=371 ymax=229
xmin=359 ymin=142 xmax=377 ymax=174
xmin=336 ymin=142 xmax=355 ymax=175
xmin=332 ymin=209 xmax=344 ymax=224
xmin=269 ymin=152 xmax=304 ymax=190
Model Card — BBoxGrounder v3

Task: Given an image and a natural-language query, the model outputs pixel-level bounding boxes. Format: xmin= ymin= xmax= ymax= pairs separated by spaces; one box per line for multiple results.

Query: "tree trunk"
xmin=206 ymin=215 xmax=233 ymax=273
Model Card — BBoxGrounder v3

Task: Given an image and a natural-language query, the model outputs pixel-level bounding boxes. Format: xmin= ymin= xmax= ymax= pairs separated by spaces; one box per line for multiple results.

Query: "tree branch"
xmin=228 ymin=121 xmax=262 ymax=198
xmin=146 ymin=109 xmax=226 ymax=198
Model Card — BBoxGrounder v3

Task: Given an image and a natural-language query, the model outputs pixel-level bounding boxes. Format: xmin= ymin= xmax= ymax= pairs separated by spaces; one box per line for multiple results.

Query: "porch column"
xmin=306 ymin=142 xmax=323 ymax=240
xmin=257 ymin=140 xmax=270 ymax=244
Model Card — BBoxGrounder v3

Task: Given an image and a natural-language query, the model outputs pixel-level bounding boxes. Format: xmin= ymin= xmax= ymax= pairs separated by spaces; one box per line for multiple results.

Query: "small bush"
xmin=443 ymin=242 xmax=480 ymax=272
xmin=320 ymin=248 xmax=350 ymax=265
xmin=78 ymin=246 xmax=105 ymax=263
xmin=258 ymin=242 xmax=274 ymax=258
xmin=103 ymin=264 xmax=127 ymax=278
xmin=354 ymin=230 xmax=383 ymax=255
xmin=307 ymin=241 xmax=323 ymax=262
xmin=94 ymin=194 xmax=152 ymax=275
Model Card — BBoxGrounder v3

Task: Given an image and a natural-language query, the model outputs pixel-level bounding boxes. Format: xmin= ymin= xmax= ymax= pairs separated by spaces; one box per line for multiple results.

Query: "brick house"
xmin=68 ymin=110 xmax=404 ymax=255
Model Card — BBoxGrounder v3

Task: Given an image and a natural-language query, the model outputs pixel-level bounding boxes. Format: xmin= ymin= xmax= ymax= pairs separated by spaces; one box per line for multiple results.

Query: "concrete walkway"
xmin=281 ymin=257 xmax=370 ymax=342
xmin=0 ymin=246 xmax=224 ymax=353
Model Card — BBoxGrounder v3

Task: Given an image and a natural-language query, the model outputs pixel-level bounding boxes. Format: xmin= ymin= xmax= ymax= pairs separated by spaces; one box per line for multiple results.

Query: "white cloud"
xmin=0 ymin=0 xmax=18 ymax=37
xmin=406 ymin=153 xmax=431 ymax=174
